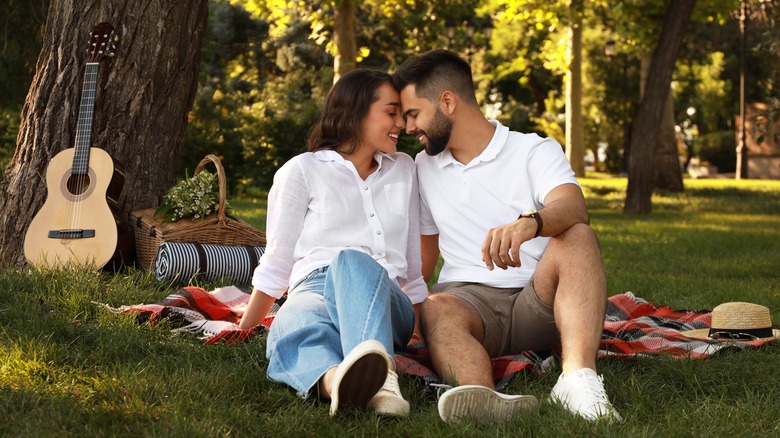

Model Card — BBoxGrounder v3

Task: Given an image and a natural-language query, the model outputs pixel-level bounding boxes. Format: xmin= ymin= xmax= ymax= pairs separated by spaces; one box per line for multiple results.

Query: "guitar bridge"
xmin=48 ymin=229 xmax=96 ymax=239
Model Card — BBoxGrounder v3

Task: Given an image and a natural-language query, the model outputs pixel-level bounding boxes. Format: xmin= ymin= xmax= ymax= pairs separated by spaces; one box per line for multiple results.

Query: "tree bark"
xmin=624 ymin=0 xmax=695 ymax=214
xmin=332 ymin=0 xmax=356 ymax=83
xmin=565 ymin=0 xmax=585 ymax=177
xmin=0 ymin=0 xmax=209 ymax=267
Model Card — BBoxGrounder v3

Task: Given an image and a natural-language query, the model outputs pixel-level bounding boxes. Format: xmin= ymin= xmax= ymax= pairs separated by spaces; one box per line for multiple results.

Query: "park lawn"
xmin=1 ymin=177 xmax=779 ymax=436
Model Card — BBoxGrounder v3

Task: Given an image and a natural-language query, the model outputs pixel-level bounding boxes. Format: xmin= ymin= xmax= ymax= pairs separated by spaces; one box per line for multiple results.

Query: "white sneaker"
xmin=329 ymin=340 xmax=390 ymax=416
xmin=437 ymin=385 xmax=539 ymax=423
xmin=550 ymin=368 xmax=623 ymax=422
xmin=368 ymin=370 xmax=410 ymax=417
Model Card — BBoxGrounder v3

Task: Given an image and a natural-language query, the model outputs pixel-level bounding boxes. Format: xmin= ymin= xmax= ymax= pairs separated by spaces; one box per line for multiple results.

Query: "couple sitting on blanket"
xmin=238 ymin=49 xmax=622 ymax=423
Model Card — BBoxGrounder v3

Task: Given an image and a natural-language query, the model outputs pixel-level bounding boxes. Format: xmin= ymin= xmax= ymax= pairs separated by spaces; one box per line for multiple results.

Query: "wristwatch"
xmin=519 ymin=209 xmax=543 ymax=238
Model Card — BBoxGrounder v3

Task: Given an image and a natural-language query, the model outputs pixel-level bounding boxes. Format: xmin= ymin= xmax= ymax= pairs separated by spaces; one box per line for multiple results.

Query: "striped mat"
xmin=153 ymin=242 xmax=265 ymax=286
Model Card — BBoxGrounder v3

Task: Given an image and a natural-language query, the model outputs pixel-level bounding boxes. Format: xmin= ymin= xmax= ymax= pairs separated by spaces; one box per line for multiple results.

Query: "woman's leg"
xmin=323 ymin=249 xmax=415 ymax=360
xmin=266 ymin=272 xmax=342 ymax=397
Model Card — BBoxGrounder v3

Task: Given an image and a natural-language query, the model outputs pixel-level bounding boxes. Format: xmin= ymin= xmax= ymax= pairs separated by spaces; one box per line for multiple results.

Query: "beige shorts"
xmin=429 ymin=279 xmax=560 ymax=357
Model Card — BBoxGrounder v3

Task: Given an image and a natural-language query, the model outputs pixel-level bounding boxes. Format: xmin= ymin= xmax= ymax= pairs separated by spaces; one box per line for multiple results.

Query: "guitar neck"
xmin=72 ymin=62 xmax=100 ymax=176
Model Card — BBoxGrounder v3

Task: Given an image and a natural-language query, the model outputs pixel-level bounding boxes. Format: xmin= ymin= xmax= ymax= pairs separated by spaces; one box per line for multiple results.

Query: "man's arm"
xmin=421 ymin=233 xmax=441 ymax=284
xmin=481 ymin=183 xmax=589 ymax=270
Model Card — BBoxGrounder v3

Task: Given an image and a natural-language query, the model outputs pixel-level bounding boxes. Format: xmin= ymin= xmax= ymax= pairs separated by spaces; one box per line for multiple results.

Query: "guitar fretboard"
xmin=72 ymin=62 xmax=99 ymax=176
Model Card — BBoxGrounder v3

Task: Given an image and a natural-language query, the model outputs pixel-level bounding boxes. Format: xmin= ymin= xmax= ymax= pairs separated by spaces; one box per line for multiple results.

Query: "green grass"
xmin=2 ymin=177 xmax=779 ymax=436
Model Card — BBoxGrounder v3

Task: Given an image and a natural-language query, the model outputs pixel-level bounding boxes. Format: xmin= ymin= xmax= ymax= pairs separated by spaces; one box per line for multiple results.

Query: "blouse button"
xmin=363 ymin=186 xmax=369 ymax=190
xmin=369 ymin=213 xmax=375 ymax=217
xmin=376 ymin=230 xmax=382 ymax=235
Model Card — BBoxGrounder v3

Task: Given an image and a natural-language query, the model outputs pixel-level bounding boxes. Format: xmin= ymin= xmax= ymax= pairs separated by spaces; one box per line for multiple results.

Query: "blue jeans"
xmin=266 ymin=249 xmax=415 ymax=397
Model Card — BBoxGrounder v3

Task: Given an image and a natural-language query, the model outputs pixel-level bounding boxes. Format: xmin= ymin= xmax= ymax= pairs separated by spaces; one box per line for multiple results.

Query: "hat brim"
xmin=680 ymin=328 xmax=780 ymax=341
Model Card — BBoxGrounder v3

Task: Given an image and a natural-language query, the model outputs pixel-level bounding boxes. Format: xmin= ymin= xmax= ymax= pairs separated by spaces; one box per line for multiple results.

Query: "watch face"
xmin=522 ymin=209 xmax=537 ymax=216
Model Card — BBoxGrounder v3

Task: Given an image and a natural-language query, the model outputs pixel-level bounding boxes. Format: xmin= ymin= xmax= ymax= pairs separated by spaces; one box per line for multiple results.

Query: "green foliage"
xmin=0 ymin=1 xmax=47 ymax=108
xmin=183 ymin=0 xmax=329 ymax=192
xmin=3 ymin=0 xmax=780 ymax=192
xmin=0 ymin=0 xmax=47 ymax=171
xmin=0 ymin=108 xmax=21 ymax=171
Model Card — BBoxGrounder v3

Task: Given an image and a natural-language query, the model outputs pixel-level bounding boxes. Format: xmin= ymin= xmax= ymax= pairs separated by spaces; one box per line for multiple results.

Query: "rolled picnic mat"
xmin=153 ymin=241 xmax=265 ymax=286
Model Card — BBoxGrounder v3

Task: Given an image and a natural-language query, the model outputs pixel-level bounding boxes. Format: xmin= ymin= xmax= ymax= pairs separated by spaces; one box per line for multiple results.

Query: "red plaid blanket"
xmin=100 ymin=286 xmax=277 ymax=344
xmin=101 ymin=289 xmax=776 ymax=390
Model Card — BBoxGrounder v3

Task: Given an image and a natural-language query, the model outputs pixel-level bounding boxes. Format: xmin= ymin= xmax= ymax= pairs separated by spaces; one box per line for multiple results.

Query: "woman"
xmin=238 ymin=69 xmax=427 ymax=418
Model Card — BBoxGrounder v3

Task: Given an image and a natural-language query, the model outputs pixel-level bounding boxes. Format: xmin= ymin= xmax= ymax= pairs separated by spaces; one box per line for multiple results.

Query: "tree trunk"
xmin=624 ymin=0 xmax=695 ymax=214
xmin=0 ymin=0 xmax=208 ymax=267
xmin=653 ymin=89 xmax=684 ymax=191
xmin=332 ymin=0 xmax=356 ymax=83
xmin=565 ymin=0 xmax=585 ymax=177
xmin=638 ymin=56 xmax=684 ymax=192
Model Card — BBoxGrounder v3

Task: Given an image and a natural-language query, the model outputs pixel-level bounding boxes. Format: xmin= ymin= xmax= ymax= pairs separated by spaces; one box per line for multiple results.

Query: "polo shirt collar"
xmin=433 ymin=120 xmax=509 ymax=169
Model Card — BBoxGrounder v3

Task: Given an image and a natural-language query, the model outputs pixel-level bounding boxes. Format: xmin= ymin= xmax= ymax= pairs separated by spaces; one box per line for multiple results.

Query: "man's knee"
xmin=557 ymin=222 xmax=597 ymax=243
xmin=546 ymin=223 xmax=602 ymax=259
xmin=421 ymin=294 xmax=483 ymax=339
xmin=421 ymin=293 xmax=454 ymax=326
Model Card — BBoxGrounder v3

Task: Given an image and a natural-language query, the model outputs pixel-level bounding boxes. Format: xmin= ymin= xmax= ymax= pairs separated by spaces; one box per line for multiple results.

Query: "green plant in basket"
xmin=155 ymin=170 xmax=230 ymax=222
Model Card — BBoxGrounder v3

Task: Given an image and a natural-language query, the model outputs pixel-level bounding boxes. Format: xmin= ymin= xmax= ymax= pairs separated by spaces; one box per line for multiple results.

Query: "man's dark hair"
xmin=392 ymin=49 xmax=478 ymax=106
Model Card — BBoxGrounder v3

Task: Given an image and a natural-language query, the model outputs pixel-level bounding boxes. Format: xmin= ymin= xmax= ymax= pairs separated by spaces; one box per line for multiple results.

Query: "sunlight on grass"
xmin=229 ymin=197 xmax=268 ymax=231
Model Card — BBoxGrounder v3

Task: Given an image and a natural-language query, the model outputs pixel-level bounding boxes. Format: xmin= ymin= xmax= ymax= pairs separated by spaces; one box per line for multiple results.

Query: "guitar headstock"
xmin=86 ymin=22 xmax=118 ymax=63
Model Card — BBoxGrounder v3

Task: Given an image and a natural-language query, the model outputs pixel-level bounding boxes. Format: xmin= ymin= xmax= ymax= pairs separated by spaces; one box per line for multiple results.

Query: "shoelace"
xmin=382 ymin=371 xmax=402 ymax=396
xmin=430 ymin=383 xmax=453 ymax=400
xmin=579 ymin=371 xmax=609 ymax=405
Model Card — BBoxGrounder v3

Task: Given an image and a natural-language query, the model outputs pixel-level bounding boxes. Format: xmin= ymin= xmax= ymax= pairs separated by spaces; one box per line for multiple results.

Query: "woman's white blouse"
xmin=252 ymin=150 xmax=428 ymax=304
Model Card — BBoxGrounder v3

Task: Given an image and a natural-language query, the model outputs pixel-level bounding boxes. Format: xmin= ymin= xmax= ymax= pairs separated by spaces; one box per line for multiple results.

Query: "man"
xmin=392 ymin=49 xmax=621 ymax=423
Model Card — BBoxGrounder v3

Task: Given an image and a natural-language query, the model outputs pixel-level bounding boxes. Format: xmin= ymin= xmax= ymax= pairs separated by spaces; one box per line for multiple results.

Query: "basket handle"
xmin=194 ymin=154 xmax=228 ymax=222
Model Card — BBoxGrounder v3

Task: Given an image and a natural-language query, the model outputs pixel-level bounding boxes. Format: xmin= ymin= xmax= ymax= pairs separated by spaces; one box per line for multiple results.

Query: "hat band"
xmin=708 ymin=327 xmax=774 ymax=340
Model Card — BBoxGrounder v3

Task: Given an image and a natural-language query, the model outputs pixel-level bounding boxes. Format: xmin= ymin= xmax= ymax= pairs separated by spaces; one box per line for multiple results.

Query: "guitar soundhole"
xmin=67 ymin=174 xmax=91 ymax=195
xmin=61 ymin=168 xmax=97 ymax=201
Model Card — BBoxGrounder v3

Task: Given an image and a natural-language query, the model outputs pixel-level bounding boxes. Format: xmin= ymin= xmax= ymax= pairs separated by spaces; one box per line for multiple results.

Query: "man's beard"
xmin=421 ymin=108 xmax=453 ymax=156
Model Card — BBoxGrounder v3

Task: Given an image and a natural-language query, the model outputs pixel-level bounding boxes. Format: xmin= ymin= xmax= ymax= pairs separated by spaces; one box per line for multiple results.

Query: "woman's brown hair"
xmin=306 ymin=69 xmax=393 ymax=154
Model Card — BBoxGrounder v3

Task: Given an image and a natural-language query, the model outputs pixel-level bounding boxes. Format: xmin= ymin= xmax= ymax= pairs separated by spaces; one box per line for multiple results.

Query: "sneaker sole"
xmin=438 ymin=385 xmax=539 ymax=423
xmin=330 ymin=340 xmax=390 ymax=415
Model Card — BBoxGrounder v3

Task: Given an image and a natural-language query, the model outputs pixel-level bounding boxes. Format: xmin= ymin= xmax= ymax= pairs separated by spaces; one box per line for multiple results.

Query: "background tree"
xmin=624 ymin=0 xmax=696 ymax=213
xmin=565 ymin=0 xmax=586 ymax=176
xmin=0 ymin=0 xmax=209 ymax=267
xmin=332 ymin=0 xmax=357 ymax=82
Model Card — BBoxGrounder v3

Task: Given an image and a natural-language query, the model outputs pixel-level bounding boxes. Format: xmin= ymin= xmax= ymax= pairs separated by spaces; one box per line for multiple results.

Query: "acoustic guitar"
xmin=24 ymin=22 xmax=128 ymax=269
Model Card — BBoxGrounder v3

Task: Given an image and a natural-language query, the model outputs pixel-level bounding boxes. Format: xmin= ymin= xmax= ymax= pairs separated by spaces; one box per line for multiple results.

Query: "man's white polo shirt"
xmin=415 ymin=120 xmax=579 ymax=288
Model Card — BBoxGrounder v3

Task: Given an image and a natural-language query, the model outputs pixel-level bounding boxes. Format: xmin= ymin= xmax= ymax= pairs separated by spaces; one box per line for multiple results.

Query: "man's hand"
xmin=481 ymin=218 xmax=538 ymax=270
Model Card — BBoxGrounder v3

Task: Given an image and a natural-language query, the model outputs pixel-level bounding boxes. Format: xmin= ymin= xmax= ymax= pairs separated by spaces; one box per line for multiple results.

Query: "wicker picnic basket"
xmin=131 ymin=154 xmax=267 ymax=270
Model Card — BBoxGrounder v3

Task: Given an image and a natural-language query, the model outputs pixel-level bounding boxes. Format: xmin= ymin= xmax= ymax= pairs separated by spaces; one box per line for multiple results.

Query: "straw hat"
xmin=680 ymin=302 xmax=779 ymax=341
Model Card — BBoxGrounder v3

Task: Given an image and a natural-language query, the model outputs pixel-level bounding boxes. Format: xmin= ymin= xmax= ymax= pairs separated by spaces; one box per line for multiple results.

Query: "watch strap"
xmin=520 ymin=210 xmax=543 ymax=238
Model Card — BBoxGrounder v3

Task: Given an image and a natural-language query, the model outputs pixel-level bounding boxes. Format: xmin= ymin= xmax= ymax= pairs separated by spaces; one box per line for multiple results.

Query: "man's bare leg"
xmin=421 ymin=294 xmax=494 ymax=388
xmin=532 ymin=223 xmax=607 ymax=375
xmin=423 ymin=293 xmax=539 ymax=423
xmin=534 ymin=225 xmax=621 ymax=421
